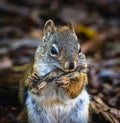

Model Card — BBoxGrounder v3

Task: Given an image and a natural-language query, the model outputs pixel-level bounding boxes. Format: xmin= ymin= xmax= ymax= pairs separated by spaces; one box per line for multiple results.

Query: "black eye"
xmin=50 ymin=44 xmax=59 ymax=57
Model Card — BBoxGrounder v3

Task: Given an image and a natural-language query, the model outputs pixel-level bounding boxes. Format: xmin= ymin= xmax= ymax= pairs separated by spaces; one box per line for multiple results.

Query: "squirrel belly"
xmin=26 ymin=88 xmax=90 ymax=123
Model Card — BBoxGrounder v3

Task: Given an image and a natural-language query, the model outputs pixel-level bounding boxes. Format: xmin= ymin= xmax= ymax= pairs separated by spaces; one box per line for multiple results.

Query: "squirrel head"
xmin=37 ymin=20 xmax=81 ymax=72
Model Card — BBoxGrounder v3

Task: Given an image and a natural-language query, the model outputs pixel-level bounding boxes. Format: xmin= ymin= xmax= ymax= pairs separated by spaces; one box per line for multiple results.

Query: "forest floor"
xmin=0 ymin=0 xmax=120 ymax=123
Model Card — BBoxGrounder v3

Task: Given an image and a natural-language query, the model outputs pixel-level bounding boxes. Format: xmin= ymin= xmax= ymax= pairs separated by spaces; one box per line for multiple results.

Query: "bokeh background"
xmin=0 ymin=0 xmax=120 ymax=123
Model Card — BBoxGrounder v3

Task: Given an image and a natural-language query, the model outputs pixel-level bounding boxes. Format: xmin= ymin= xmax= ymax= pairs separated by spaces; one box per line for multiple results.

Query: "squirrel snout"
xmin=64 ymin=62 xmax=76 ymax=71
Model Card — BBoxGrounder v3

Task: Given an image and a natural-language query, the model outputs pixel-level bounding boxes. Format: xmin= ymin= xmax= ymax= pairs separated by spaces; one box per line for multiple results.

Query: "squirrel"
xmin=19 ymin=20 xmax=90 ymax=123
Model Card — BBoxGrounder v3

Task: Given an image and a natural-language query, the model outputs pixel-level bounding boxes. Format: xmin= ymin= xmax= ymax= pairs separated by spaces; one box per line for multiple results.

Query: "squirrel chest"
xmin=20 ymin=20 xmax=90 ymax=123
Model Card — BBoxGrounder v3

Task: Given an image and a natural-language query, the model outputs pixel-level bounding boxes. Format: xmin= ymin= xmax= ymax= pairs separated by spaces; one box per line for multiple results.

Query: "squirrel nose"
xmin=64 ymin=62 xmax=76 ymax=71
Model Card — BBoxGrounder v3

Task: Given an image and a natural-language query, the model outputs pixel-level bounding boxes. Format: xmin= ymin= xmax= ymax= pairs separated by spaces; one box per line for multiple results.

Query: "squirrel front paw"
xmin=27 ymin=72 xmax=47 ymax=95
xmin=28 ymin=72 xmax=41 ymax=85
xmin=56 ymin=72 xmax=88 ymax=99
xmin=31 ymin=81 xmax=47 ymax=95
xmin=55 ymin=71 xmax=80 ymax=91
xmin=56 ymin=76 xmax=70 ymax=91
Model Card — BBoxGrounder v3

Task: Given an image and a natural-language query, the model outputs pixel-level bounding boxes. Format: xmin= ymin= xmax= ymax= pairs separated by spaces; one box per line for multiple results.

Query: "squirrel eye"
xmin=50 ymin=44 xmax=59 ymax=57
xmin=78 ymin=44 xmax=81 ymax=53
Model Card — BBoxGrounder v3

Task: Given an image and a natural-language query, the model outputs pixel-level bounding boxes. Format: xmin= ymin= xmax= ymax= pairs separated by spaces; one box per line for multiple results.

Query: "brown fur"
xmin=67 ymin=72 xmax=88 ymax=98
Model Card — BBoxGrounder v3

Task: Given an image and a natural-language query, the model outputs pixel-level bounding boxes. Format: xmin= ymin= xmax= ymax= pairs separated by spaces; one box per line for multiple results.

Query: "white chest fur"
xmin=26 ymin=88 xmax=90 ymax=123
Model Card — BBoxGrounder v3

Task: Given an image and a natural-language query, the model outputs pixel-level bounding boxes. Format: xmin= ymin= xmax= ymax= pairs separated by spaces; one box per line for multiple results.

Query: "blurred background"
xmin=0 ymin=0 xmax=120 ymax=123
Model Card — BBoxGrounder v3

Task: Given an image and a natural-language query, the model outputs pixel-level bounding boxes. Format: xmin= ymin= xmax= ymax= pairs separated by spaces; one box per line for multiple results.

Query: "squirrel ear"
xmin=44 ymin=20 xmax=56 ymax=35
xmin=67 ymin=21 xmax=75 ymax=33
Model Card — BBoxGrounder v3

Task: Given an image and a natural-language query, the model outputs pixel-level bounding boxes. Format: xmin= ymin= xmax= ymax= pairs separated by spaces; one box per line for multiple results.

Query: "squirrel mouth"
xmin=63 ymin=62 xmax=77 ymax=72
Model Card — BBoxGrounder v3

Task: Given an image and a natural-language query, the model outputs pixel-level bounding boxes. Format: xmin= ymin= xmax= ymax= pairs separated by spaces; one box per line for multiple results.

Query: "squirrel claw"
xmin=38 ymin=81 xmax=47 ymax=90
xmin=31 ymin=88 xmax=39 ymax=95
